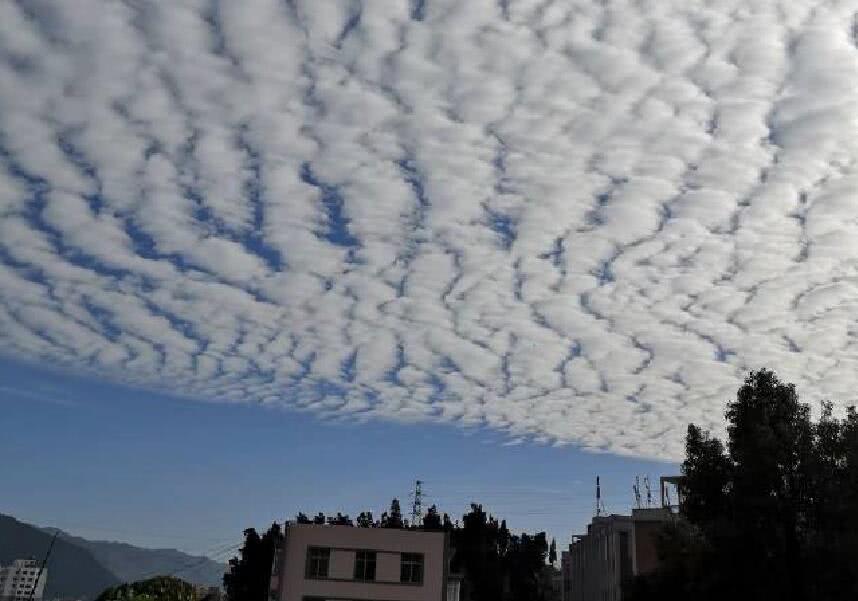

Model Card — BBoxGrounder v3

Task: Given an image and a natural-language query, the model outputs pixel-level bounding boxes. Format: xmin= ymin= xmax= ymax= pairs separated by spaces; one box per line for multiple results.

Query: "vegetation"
xmin=223 ymin=524 xmax=282 ymax=601
xmin=224 ymin=502 xmax=552 ymax=601
xmin=95 ymin=576 xmax=198 ymax=601
xmin=629 ymin=369 xmax=858 ymax=601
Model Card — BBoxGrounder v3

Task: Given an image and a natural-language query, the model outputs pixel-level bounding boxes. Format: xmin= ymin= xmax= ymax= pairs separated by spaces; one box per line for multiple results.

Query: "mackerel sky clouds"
xmin=2 ymin=0 xmax=858 ymax=460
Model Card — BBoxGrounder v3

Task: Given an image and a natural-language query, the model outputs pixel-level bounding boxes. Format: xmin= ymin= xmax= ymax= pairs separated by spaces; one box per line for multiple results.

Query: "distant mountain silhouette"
xmin=43 ymin=530 xmax=225 ymax=589
xmin=0 ymin=514 xmax=119 ymax=600
xmin=0 ymin=513 xmax=226 ymax=599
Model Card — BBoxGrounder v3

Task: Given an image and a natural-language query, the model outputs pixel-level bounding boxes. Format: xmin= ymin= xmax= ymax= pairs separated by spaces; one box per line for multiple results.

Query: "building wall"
xmin=630 ymin=509 xmax=672 ymax=577
xmin=0 ymin=560 xmax=46 ymax=601
xmin=562 ymin=509 xmax=675 ymax=601
xmin=274 ymin=524 xmax=447 ymax=601
xmin=565 ymin=516 xmax=633 ymax=601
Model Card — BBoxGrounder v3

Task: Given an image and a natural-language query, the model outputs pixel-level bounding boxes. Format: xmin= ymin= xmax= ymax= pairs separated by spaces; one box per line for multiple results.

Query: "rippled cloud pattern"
xmin=2 ymin=0 xmax=858 ymax=459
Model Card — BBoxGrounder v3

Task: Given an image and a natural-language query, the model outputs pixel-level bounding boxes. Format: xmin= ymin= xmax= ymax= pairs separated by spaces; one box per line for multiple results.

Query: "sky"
xmin=0 ymin=356 xmax=673 ymax=558
xmin=1 ymin=0 xmax=857 ymax=558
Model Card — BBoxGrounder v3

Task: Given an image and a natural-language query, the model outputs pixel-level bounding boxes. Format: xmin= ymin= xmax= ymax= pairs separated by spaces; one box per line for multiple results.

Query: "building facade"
xmin=270 ymin=523 xmax=457 ymax=601
xmin=561 ymin=508 xmax=676 ymax=601
xmin=563 ymin=515 xmax=633 ymax=601
xmin=0 ymin=559 xmax=47 ymax=601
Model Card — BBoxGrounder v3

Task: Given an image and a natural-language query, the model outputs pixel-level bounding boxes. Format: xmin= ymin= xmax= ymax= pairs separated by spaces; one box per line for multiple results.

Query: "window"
xmin=400 ymin=552 xmax=424 ymax=584
xmin=353 ymin=550 xmax=376 ymax=581
xmin=306 ymin=547 xmax=330 ymax=579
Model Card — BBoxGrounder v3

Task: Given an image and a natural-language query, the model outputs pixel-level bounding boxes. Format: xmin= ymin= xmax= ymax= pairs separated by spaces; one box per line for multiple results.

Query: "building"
xmin=561 ymin=477 xmax=682 ymax=601
xmin=0 ymin=559 xmax=47 ymax=601
xmin=563 ymin=514 xmax=634 ymax=601
xmin=270 ymin=523 xmax=460 ymax=601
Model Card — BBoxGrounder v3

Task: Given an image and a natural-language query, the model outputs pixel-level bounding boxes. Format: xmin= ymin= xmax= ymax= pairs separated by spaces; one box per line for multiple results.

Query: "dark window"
xmin=306 ymin=547 xmax=330 ymax=579
xmin=400 ymin=552 xmax=424 ymax=584
xmin=354 ymin=550 xmax=377 ymax=581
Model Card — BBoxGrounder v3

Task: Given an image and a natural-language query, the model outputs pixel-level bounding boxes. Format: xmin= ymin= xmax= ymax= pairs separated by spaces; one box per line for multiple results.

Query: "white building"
xmin=269 ymin=523 xmax=461 ymax=601
xmin=0 ymin=559 xmax=47 ymax=601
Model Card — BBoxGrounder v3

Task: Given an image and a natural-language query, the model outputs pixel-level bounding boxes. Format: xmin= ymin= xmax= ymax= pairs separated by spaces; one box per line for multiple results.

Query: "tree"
xmin=423 ymin=505 xmax=443 ymax=530
xmin=382 ymin=499 xmax=403 ymax=528
xmin=223 ymin=523 xmax=283 ymax=601
xmin=630 ymin=369 xmax=858 ymax=601
xmin=548 ymin=538 xmax=557 ymax=565
xmin=327 ymin=513 xmax=352 ymax=526
xmin=96 ymin=576 xmax=198 ymax=601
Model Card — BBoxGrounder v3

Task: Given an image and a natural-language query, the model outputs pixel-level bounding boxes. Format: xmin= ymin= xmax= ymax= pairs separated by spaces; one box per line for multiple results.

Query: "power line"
xmin=28 ymin=531 xmax=57 ymax=601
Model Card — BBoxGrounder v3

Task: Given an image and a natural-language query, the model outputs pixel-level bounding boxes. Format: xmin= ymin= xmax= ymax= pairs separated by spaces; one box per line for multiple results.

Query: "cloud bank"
xmin=2 ymin=0 xmax=858 ymax=459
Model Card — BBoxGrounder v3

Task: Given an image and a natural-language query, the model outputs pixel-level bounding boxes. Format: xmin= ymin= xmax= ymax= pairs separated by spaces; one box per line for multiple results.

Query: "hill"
xmin=0 ymin=514 xmax=119 ymax=600
xmin=46 ymin=530 xmax=225 ymax=588
xmin=0 ymin=513 xmax=226 ymax=598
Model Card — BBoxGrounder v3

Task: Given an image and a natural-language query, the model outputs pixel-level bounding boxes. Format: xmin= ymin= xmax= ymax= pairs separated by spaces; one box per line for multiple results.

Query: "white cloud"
xmin=2 ymin=0 xmax=858 ymax=460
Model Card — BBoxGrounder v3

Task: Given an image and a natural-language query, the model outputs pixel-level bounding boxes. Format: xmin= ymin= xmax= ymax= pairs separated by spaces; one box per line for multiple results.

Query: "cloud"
xmin=2 ymin=0 xmax=858 ymax=460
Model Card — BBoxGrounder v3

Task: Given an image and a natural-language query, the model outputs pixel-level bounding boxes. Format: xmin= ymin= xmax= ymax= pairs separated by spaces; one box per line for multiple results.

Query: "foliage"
xmin=450 ymin=504 xmax=550 ymax=601
xmin=381 ymin=498 xmax=404 ymax=528
xmin=96 ymin=576 xmax=198 ymax=601
xmin=630 ymin=369 xmax=858 ymax=601
xmin=223 ymin=523 xmax=282 ymax=601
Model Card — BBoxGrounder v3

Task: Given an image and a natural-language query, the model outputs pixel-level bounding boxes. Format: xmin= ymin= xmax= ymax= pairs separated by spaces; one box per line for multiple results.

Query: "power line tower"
xmin=633 ymin=476 xmax=642 ymax=509
xmin=643 ymin=475 xmax=653 ymax=508
xmin=595 ymin=476 xmax=605 ymax=516
xmin=410 ymin=480 xmax=424 ymax=526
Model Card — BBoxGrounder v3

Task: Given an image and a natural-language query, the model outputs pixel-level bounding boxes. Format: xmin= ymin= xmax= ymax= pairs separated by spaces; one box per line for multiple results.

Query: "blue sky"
xmin=1 ymin=0 xmax=855 ymax=565
xmin=0 ymin=355 xmax=674 ymax=557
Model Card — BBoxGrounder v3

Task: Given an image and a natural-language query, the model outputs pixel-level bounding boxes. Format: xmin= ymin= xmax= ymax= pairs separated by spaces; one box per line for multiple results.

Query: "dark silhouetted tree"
xmin=382 ymin=499 xmax=403 ymax=528
xmin=327 ymin=513 xmax=352 ymax=526
xmin=629 ymin=369 xmax=858 ymax=601
xmin=548 ymin=538 xmax=557 ymax=565
xmin=423 ymin=505 xmax=442 ymax=530
xmin=224 ymin=523 xmax=283 ymax=601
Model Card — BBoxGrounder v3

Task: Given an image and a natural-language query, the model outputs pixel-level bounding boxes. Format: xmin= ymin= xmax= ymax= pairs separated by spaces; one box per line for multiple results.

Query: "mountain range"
xmin=0 ymin=514 xmax=226 ymax=600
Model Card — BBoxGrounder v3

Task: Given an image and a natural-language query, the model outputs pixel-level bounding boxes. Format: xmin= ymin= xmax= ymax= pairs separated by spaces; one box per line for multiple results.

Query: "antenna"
xmin=410 ymin=480 xmax=424 ymax=526
xmin=633 ymin=476 xmax=642 ymax=509
xmin=596 ymin=476 xmax=603 ymax=516
xmin=644 ymin=476 xmax=652 ymax=508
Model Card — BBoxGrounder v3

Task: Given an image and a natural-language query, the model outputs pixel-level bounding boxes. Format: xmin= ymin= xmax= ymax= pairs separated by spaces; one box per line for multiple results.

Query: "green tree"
xmin=548 ymin=538 xmax=557 ymax=565
xmin=96 ymin=576 xmax=198 ymax=601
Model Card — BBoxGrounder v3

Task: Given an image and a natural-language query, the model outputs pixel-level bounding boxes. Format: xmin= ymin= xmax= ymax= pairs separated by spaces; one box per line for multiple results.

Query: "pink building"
xmin=270 ymin=523 xmax=459 ymax=601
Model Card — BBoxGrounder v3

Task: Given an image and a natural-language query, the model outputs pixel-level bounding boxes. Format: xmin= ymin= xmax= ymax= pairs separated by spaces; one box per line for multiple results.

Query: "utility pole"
xmin=410 ymin=480 xmax=424 ymax=526
xmin=28 ymin=531 xmax=57 ymax=601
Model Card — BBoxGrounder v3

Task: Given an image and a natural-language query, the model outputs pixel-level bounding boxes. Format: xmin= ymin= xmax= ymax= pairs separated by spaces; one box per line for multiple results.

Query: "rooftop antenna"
xmin=644 ymin=476 xmax=652 ymax=508
xmin=410 ymin=480 xmax=424 ymax=526
xmin=596 ymin=476 xmax=603 ymax=516
xmin=633 ymin=476 xmax=642 ymax=509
